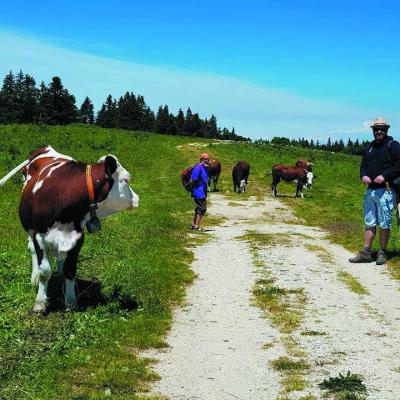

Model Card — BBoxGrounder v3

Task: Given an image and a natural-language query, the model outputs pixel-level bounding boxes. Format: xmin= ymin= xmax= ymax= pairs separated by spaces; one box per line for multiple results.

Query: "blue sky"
xmin=1 ymin=0 xmax=399 ymax=140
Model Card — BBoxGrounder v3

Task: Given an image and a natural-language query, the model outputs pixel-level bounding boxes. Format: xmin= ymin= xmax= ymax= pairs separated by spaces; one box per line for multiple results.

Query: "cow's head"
xmin=304 ymin=171 xmax=314 ymax=188
xmin=96 ymin=155 xmax=139 ymax=218
xmin=239 ymin=179 xmax=246 ymax=193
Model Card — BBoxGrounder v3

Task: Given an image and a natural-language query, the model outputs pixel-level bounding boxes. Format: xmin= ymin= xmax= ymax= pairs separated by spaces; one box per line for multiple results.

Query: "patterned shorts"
xmin=364 ymin=188 xmax=394 ymax=229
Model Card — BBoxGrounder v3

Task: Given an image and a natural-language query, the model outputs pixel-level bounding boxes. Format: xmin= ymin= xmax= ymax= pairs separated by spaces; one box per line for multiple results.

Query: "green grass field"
xmin=0 ymin=125 xmax=399 ymax=399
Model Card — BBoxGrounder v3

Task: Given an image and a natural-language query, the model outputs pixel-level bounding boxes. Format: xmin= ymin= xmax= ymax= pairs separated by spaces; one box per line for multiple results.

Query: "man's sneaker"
xmin=376 ymin=249 xmax=388 ymax=265
xmin=349 ymin=250 xmax=372 ymax=263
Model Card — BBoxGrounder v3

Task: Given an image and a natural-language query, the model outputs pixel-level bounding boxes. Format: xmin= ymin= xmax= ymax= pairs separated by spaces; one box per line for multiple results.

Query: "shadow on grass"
xmin=46 ymin=276 xmax=138 ymax=313
xmin=274 ymin=194 xmax=300 ymax=199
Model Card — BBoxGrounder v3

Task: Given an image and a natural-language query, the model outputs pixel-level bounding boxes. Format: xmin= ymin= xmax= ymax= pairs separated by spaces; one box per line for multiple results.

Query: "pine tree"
xmin=156 ymin=105 xmax=170 ymax=134
xmin=142 ymin=106 xmax=155 ymax=131
xmin=176 ymin=108 xmax=185 ymax=134
xmin=0 ymin=71 xmax=18 ymax=123
xmin=208 ymin=114 xmax=218 ymax=138
xmin=40 ymin=77 xmax=77 ymax=124
xmin=184 ymin=107 xmax=194 ymax=135
xmin=13 ymin=71 xmax=39 ymax=123
xmin=79 ymin=96 xmax=94 ymax=124
xmin=96 ymin=95 xmax=117 ymax=128
xmin=192 ymin=113 xmax=202 ymax=136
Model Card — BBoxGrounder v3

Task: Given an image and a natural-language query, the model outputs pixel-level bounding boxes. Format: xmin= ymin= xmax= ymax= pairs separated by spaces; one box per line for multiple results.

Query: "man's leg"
xmin=379 ymin=228 xmax=390 ymax=250
xmin=193 ymin=213 xmax=203 ymax=228
xmin=364 ymin=226 xmax=376 ymax=249
xmin=192 ymin=198 xmax=206 ymax=229
xmin=349 ymin=189 xmax=375 ymax=262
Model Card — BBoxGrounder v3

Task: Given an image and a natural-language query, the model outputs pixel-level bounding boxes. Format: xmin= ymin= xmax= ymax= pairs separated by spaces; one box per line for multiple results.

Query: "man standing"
xmin=190 ymin=153 xmax=209 ymax=231
xmin=350 ymin=117 xmax=400 ymax=265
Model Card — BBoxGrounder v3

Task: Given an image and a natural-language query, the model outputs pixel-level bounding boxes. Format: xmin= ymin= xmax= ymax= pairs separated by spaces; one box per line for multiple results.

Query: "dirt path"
xmin=144 ymin=194 xmax=400 ymax=399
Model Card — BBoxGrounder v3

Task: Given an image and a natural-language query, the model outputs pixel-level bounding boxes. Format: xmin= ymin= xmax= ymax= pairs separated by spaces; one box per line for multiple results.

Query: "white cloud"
xmin=1 ymin=30 xmax=399 ymax=140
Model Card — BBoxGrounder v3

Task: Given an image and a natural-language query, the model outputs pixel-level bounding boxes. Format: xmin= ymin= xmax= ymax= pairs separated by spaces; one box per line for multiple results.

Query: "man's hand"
xmin=374 ymin=175 xmax=385 ymax=184
xmin=361 ymin=176 xmax=372 ymax=184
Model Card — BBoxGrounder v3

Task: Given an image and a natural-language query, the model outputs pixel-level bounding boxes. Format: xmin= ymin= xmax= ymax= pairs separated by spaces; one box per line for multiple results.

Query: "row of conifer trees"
xmin=0 ymin=70 xmax=249 ymax=141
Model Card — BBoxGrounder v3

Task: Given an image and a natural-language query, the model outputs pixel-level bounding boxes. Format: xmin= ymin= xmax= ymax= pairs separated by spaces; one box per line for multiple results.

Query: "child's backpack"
xmin=180 ymin=166 xmax=194 ymax=192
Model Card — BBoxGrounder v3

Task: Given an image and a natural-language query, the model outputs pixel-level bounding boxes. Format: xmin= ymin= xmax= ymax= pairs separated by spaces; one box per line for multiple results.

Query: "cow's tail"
xmin=0 ymin=159 xmax=30 ymax=186
xmin=265 ymin=172 xmax=273 ymax=177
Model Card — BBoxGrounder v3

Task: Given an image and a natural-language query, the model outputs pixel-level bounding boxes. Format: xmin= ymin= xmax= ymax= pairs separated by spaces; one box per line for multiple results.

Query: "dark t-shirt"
xmin=360 ymin=135 xmax=400 ymax=189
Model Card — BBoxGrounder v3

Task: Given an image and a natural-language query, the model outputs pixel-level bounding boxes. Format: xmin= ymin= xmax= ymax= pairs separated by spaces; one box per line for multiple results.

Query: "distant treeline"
xmin=0 ymin=70 xmax=249 ymax=141
xmin=255 ymin=136 xmax=370 ymax=156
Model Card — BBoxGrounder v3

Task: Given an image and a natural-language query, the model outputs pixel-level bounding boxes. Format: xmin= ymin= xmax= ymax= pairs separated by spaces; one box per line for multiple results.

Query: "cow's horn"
xmin=0 ymin=159 xmax=30 ymax=186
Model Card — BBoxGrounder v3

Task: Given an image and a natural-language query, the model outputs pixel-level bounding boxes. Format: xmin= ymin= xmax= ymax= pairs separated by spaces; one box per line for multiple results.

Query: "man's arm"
xmin=383 ymin=141 xmax=400 ymax=181
xmin=360 ymin=146 xmax=367 ymax=179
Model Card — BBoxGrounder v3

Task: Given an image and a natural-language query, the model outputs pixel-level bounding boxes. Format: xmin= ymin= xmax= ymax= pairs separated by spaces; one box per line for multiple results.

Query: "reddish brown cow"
xmin=232 ymin=161 xmax=250 ymax=193
xmin=271 ymin=163 xmax=313 ymax=198
xmin=0 ymin=146 xmax=139 ymax=313
xmin=207 ymin=159 xmax=221 ymax=191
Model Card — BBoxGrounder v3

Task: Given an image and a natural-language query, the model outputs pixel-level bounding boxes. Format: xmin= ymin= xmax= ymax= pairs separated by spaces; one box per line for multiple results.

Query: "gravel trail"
xmin=145 ymin=194 xmax=400 ymax=400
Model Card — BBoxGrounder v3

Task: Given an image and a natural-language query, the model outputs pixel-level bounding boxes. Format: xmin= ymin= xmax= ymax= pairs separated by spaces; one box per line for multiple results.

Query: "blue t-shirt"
xmin=191 ymin=162 xmax=209 ymax=199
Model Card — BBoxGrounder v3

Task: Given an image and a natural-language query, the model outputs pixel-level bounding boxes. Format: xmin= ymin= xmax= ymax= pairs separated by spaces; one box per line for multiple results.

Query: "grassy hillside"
xmin=0 ymin=125 xmax=199 ymax=399
xmin=0 ymin=125 xmax=398 ymax=399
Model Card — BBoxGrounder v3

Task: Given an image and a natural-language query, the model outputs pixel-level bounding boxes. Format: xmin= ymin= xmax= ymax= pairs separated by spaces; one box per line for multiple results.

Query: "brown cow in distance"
xmin=0 ymin=146 xmax=139 ymax=313
xmin=232 ymin=161 xmax=250 ymax=193
xmin=270 ymin=162 xmax=313 ymax=198
xmin=207 ymin=159 xmax=221 ymax=191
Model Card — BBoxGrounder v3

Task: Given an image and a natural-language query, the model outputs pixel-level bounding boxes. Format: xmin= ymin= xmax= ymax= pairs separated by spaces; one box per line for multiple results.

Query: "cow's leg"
xmin=57 ymin=255 xmax=66 ymax=277
xmin=63 ymin=234 xmax=84 ymax=311
xmin=271 ymin=181 xmax=277 ymax=197
xmin=28 ymin=235 xmax=40 ymax=285
xmin=32 ymin=233 xmax=52 ymax=313
xmin=296 ymin=183 xmax=304 ymax=198
xmin=212 ymin=176 xmax=217 ymax=191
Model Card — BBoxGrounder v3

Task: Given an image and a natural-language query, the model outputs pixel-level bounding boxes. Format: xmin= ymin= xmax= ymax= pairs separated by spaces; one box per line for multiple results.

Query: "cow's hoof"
xmin=65 ymin=301 xmax=78 ymax=312
xmin=33 ymin=302 xmax=46 ymax=314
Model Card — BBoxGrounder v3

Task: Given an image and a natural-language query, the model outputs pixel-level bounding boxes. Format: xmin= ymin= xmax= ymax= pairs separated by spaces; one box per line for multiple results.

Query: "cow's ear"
xmin=104 ymin=156 xmax=118 ymax=177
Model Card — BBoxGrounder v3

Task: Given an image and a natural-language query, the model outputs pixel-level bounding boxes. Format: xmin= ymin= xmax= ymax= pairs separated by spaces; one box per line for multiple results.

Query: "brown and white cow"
xmin=0 ymin=146 xmax=139 ymax=313
xmin=207 ymin=159 xmax=221 ymax=192
xmin=232 ymin=161 xmax=250 ymax=193
xmin=270 ymin=163 xmax=313 ymax=198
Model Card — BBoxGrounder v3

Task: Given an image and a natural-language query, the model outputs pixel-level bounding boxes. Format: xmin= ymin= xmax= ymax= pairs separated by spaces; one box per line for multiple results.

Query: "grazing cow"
xmin=232 ymin=161 xmax=250 ymax=193
xmin=270 ymin=164 xmax=313 ymax=198
xmin=0 ymin=146 xmax=139 ymax=313
xmin=207 ymin=159 xmax=221 ymax=192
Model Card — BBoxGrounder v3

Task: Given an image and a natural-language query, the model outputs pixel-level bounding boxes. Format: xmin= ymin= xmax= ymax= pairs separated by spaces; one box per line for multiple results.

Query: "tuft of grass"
xmin=301 ymin=329 xmax=327 ymax=336
xmin=282 ymin=336 xmax=306 ymax=357
xmin=338 ymin=271 xmax=369 ymax=295
xmin=281 ymin=374 xmax=308 ymax=392
xmin=304 ymin=244 xmax=334 ymax=263
xmin=271 ymin=356 xmax=310 ymax=372
xmin=262 ymin=341 xmax=275 ymax=350
xmin=253 ymin=273 xmax=306 ymax=334
xmin=272 ymin=356 xmax=310 ymax=394
xmin=238 ymin=231 xmax=293 ymax=249
xmin=319 ymin=372 xmax=367 ymax=399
